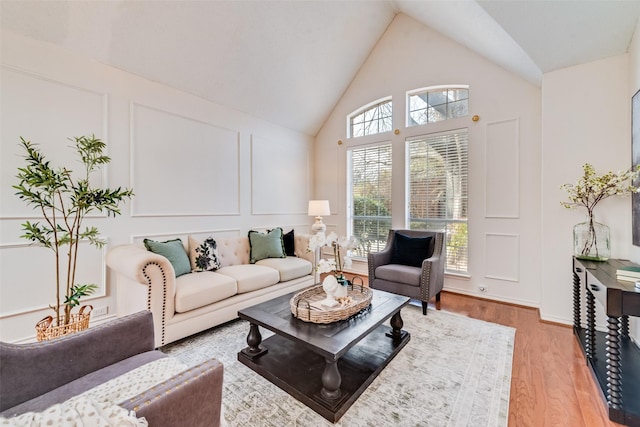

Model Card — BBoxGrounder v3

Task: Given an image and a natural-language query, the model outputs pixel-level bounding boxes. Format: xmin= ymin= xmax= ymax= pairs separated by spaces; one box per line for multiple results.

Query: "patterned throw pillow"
xmin=188 ymin=236 xmax=221 ymax=272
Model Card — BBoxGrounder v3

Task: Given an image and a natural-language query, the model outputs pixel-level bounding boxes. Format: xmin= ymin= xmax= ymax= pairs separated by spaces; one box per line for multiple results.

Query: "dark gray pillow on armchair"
xmin=390 ymin=232 xmax=432 ymax=267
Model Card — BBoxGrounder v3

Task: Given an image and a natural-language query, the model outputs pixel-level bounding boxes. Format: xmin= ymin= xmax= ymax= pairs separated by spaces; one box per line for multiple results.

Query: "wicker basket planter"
xmin=35 ymin=305 xmax=92 ymax=341
xmin=290 ymin=283 xmax=372 ymax=324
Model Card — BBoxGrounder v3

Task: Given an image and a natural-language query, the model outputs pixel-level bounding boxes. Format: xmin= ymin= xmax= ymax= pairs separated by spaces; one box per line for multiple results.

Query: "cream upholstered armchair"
xmin=368 ymin=229 xmax=445 ymax=315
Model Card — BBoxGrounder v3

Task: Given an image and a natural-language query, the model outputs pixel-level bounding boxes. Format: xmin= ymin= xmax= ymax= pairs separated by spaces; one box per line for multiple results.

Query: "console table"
xmin=572 ymin=257 xmax=640 ymax=426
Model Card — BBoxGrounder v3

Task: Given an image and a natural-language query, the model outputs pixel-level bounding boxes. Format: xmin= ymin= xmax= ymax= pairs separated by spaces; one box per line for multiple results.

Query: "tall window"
xmin=349 ymin=99 xmax=392 ymax=138
xmin=407 ymin=87 xmax=468 ymax=127
xmin=407 ymin=129 xmax=468 ymax=273
xmin=347 ymin=144 xmax=392 ymax=257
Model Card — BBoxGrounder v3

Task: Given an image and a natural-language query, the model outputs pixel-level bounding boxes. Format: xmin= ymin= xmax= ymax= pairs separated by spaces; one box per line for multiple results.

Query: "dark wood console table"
xmin=573 ymin=257 xmax=640 ymax=426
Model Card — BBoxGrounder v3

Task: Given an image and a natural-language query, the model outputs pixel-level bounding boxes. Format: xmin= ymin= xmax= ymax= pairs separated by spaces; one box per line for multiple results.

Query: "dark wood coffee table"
xmin=237 ymin=287 xmax=410 ymax=422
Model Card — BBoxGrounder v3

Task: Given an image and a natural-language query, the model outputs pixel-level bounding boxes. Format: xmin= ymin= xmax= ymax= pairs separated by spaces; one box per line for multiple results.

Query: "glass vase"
xmin=573 ymin=217 xmax=610 ymax=261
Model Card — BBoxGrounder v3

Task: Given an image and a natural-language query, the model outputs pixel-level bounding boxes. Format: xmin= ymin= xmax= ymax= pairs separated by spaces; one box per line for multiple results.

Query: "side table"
xmin=572 ymin=257 xmax=640 ymax=426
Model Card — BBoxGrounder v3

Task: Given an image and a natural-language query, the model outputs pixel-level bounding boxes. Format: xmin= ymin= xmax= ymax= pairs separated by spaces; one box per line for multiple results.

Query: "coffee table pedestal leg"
xmin=241 ymin=323 xmax=268 ymax=359
xmin=386 ymin=310 xmax=408 ymax=341
xmin=320 ymin=359 xmax=342 ymax=401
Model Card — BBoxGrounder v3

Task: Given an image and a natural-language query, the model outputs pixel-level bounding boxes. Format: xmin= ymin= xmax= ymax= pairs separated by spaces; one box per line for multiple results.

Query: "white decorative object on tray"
xmin=335 ymin=282 xmax=348 ymax=298
xmin=320 ymin=275 xmax=339 ymax=307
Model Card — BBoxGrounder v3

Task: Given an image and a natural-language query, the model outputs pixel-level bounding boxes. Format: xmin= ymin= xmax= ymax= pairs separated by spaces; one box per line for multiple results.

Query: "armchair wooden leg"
xmin=435 ymin=291 xmax=442 ymax=310
xmin=421 ymin=301 xmax=428 ymax=315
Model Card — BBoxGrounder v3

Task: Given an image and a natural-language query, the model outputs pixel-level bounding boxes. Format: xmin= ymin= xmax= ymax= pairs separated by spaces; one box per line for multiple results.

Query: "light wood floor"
xmin=436 ymin=291 xmax=623 ymax=427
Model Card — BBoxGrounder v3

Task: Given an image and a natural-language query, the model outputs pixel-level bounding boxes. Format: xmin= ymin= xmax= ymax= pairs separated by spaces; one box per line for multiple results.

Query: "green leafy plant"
xmin=561 ymin=163 xmax=640 ymax=257
xmin=14 ymin=135 xmax=133 ymax=326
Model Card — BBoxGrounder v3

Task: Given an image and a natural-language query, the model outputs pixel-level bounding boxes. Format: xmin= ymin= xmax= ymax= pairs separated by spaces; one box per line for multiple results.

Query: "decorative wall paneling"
xmin=250 ymin=134 xmax=310 ymax=215
xmin=0 ymin=66 xmax=109 ymax=323
xmin=0 ymin=242 xmax=107 ymax=318
xmin=484 ymin=118 xmax=520 ymax=219
xmin=1 ymin=66 xmax=108 ymax=219
xmin=484 ymin=233 xmax=520 ymax=282
xmin=1 ymin=32 xmax=314 ymax=342
xmin=130 ymin=103 xmax=241 ymax=217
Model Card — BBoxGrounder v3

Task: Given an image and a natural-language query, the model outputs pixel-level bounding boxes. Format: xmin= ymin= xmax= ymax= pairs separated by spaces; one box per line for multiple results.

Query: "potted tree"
xmin=13 ymin=135 xmax=133 ymax=340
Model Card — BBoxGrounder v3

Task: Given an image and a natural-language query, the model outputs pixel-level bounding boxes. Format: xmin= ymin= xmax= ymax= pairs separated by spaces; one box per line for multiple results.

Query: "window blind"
xmin=407 ymin=129 xmax=469 ymax=273
xmin=348 ymin=143 xmax=392 ymax=257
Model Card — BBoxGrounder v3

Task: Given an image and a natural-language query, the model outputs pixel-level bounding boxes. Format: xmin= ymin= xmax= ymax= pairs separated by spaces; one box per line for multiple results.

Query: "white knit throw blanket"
xmin=2 ymin=357 xmax=187 ymax=427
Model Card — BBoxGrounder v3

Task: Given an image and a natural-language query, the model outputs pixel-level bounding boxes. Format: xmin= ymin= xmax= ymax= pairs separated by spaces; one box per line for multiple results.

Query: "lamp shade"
xmin=308 ymin=200 xmax=330 ymax=216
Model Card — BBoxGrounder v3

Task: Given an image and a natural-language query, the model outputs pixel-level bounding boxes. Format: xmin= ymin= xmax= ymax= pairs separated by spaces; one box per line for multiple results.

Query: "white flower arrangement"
xmin=560 ymin=163 xmax=640 ymax=258
xmin=308 ymin=232 xmax=358 ymax=276
xmin=560 ymin=163 xmax=640 ymax=215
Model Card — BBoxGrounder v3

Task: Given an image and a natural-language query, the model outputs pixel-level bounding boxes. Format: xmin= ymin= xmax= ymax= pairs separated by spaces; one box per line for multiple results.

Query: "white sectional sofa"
xmin=106 ymin=231 xmax=315 ymax=347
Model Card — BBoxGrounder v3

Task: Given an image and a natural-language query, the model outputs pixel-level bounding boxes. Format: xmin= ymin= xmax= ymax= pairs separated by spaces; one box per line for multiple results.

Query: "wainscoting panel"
xmin=251 ymin=135 xmax=310 ymax=215
xmin=484 ymin=233 xmax=520 ymax=282
xmin=0 ymin=242 xmax=106 ymax=318
xmin=130 ymin=103 xmax=240 ymax=217
xmin=485 ymin=118 xmax=520 ymax=218
xmin=1 ymin=66 xmax=107 ymax=219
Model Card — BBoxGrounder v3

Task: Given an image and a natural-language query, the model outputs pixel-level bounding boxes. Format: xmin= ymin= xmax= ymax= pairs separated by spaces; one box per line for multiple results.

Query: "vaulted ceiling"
xmin=2 ymin=1 xmax=640 ymax=136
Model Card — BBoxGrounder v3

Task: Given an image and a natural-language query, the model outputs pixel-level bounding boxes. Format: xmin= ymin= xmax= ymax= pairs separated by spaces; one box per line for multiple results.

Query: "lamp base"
xmin=311 ymin=217 xmax=326 ymax=233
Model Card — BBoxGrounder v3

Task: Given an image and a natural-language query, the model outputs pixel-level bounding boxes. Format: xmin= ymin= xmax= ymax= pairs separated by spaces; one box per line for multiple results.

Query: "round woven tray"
xmin=290 ymin=282 xmax=372 ymax=324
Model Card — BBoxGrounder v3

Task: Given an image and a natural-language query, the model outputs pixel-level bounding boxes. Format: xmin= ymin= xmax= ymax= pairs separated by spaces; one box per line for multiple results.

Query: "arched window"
xmin=348 ymin=98 xmax=392 ymax=138
xmin=407 ymin=86 xmax=468 ymax=127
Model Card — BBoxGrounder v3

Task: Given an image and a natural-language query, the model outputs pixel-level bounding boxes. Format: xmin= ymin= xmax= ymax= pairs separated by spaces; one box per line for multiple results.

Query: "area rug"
xmin=161 ymin=304 xmax=515 ymax=426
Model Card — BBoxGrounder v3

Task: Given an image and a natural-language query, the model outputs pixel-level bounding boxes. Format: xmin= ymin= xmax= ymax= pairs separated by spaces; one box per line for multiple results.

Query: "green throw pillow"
xmin=248 ymin=228 xmax=286 ymax=263
xmin=144 ymin=238 xmax=191 ymax=277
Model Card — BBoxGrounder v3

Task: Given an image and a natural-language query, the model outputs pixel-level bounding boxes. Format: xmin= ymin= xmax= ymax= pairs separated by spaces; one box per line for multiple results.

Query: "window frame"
xmin=406 ymin=85 xmax=469 ymax=128
xmin=347 ymin=97 xmax=393 ymax=139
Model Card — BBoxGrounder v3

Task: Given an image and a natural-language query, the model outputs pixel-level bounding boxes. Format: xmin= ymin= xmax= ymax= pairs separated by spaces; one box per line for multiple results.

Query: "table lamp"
xmin=308 ymin=200 xmax=330 ymax=233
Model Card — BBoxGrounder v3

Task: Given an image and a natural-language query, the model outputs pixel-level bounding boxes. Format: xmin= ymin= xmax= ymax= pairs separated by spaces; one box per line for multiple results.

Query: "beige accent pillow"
xmin=188 ymin=236 xmax=221 ymax=272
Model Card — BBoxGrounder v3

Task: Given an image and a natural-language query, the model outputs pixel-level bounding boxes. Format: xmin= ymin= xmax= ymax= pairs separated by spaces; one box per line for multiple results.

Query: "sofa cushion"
xmin=144 ymin=238 xmax=191 ymax=277
xmin=248 ymin=228 xmax=286 ymax=263
xmin=188 ymin=236 xmax=221 ymax=272
xmin=256 ymin=256 xmax=312 ymax=282
xmin=174 ymin=272 xmax=238 ymax=313
xmin=217 ymin=265 xmax=280 ymax=293
xmin=375 ymin=264 xmax=421 ymax=287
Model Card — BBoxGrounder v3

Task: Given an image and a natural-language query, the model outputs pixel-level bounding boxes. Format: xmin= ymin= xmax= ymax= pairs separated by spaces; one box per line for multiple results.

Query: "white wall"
xmin=0 ymin=30 xmax=314 ymax=342
xmin=541 ymin=54 xmax=632 ymax=332
xmin=315 ymin=14 xmax=542 ymax=307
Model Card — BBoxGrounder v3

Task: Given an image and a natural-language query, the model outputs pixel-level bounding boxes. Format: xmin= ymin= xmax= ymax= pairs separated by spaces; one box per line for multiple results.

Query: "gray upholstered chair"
xmin=368 ymin=229 xmax=445 ymax=315
xmin=0 ymin=311 xmax=223 ymax=426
